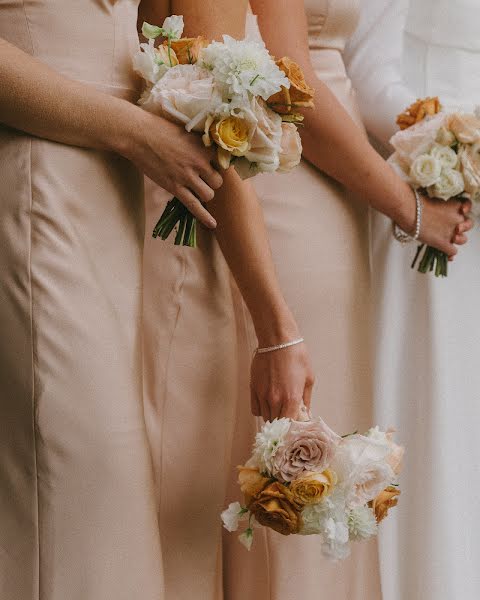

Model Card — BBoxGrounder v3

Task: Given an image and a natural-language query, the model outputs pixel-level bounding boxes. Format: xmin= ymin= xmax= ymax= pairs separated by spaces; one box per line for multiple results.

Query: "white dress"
xmin=346 ymin=2 xmax=480 ymax=599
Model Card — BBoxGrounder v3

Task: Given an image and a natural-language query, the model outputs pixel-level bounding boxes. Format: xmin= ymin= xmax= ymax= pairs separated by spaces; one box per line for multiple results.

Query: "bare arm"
xmin=0 ymin=36 xmax=220 ymax=227
xmin=160 ymin=0 xmax=315 ymax=419
xmin=251 ymin=0 xmax=472 ymax=255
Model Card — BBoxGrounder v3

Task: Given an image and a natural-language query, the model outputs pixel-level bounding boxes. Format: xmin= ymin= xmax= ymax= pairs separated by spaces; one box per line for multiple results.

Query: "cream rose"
xmin=278 ymin=123 xmax=302 ymax=173
xmin=428 ymin=168 xmax=464 ymax=200
xmin=272 ymin=418 xmax=340 ymax=483
xmin=409 ymin=154 xmax=442 ymax=187
xmin=459 ymin=142 xmax=480 ymax=197
xmin=436 ymin=126 xmax=456 ymax=146
xmin=140 ymin=64 xmax=217 ymax=132
xmin=430 ymin=144 xmax=458 ymax=169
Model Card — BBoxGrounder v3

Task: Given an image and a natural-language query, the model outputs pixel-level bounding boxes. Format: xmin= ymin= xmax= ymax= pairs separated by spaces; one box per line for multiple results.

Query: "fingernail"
xmin=207 ymin=218 xmax=217 ymax=229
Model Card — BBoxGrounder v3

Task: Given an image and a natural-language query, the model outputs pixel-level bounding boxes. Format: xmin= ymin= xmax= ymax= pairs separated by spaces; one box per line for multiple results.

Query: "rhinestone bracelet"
xmin=255 ymin=338 xmax=305 ymax=355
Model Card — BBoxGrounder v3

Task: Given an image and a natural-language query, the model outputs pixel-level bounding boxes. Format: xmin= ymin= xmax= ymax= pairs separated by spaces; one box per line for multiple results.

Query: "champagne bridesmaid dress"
xmin=0 ymin=2 xmax=165 ymax=598
xmin=222 ymin=2 xmax=382 ymax=598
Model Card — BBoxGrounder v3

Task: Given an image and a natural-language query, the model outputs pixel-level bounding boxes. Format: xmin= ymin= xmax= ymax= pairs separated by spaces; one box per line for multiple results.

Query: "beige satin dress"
xmin=222 ymin=1 xmax=382 ymax=598
xmin=0 ymin=2 xmax=166 ymax=599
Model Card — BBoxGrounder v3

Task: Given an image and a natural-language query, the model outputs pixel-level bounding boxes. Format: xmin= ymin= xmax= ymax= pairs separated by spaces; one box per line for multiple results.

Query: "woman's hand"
xmin=250 ymin=343 xmax=315 ymax=421
xmin=119 ymin=109 xmax=223 ymax=229
xmin=397 ymin=191 xmax=473 ymax=258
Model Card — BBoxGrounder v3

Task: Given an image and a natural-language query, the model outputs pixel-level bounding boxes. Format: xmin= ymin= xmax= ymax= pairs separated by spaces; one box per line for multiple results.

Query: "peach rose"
xmin=290 ymin=469 xmax=337 ymax=505
xmin=166 ymin=36 xmax=210 ymax=65
xmin=249 ymin=482 xmax=303 ymax=536
xmin=370 ymin=486 xmax=401 ymax=523
xmin=278 ymin=123 xmax=302 ymax=173
xmin=396 ymin=97 xmax=441 ymax=130
xmin=448 ymin=113 xmax=480 ymax=144
xmin=267 ymin=57 xmax=314 ymax=115
xmin=237 ymin=466 xmax=271 ymax=506
xmin=459 ymin=142 xmax=480 ymax=196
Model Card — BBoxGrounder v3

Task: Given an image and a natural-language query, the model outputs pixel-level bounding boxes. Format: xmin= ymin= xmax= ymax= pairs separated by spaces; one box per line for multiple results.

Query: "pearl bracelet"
xmin=255 ymin=337 xmax=305 ymax=355
xmin=393 ymin=189 xmax=423 ymax=244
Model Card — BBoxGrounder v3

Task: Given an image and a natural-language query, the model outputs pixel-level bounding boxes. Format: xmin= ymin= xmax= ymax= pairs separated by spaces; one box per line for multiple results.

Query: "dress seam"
xmin=21 ymin=1 xmax=35 ymax=55
xmin=27 ymin=137 xmax=41 ymax=600
xmin=158 ymin=252 xmax=187 ymax=521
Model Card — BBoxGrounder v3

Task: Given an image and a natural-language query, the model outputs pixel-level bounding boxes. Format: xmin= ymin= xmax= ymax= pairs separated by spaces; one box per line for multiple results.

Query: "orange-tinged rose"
xmin=249 ymin=482 xmax=302 ymax=536
xmin=448 ymin=113 xmax=480 ymax=144
xmin=267 ymin=57 xmax=315 ymax=115
xmin=154 ymin=44 xmax=178 ymax=68
xmin=370 ymin=486 xmax=401 ymax=523
xmin=396 ymin=97 xmax=441 ymax=130
xmin=290 ymin=469 xmax=337 ymax=505
xmin=165 ymin=36 xmax=210 ymax=65
xmin=237 ymin=466 xmax=271 ymax=506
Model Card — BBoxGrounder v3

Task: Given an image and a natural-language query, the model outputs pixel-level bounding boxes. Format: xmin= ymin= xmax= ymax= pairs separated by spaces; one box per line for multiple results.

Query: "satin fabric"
xmin=347 ymin=2 xmax=480 ymax=599
xmin=0 ymin=2 xmax=166 ymax=599
xmin=221 ymin=3 xmax=382 ymax=599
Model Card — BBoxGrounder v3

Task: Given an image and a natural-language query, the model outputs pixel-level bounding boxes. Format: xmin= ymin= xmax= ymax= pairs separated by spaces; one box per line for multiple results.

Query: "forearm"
xmin=0 ymin=37 xmax=139 ymax=154
xmin=300 ymin=81 xmax=415 ymax=230
xmin=209 ymin=169 xmax=299 ymax=346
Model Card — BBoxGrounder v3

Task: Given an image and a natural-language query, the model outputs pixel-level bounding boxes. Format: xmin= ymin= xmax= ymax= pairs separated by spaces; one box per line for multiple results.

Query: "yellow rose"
xmin=237 ymin=466 xmax=271 ymax=507
xmin=154 ymin=44 xmax=178 ymax=68
xmin=370 ymin=486 xmax=401 ymax=523
xmin=396 ymin=97 xmax=441 ymax=130
xmin=205 ymin=115 xmax=251 ymax=171
xmin=165 ymin=36 xmax=210 ymax=65
xmin=249 ymin=482 xmax=303 ymax=536
xmin=290 ymin=469 xmax=337 ymax=505
xmin=267 ymin=56 xmax=315 ymax=115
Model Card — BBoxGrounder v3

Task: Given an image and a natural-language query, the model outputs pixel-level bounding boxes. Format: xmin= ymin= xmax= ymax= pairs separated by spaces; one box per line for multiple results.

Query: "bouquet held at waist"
xmin=390 ymin=97 xmax=480 ymax=277
xmin=133 ymin=15 xmax=314 ymax=247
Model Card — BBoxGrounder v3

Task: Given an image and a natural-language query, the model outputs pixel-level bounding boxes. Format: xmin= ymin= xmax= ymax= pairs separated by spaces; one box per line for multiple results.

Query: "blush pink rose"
xmin=278 ymin=123 xmax=302 ymax=173
xmin=272 ymin=417 xmax=340 ymax=483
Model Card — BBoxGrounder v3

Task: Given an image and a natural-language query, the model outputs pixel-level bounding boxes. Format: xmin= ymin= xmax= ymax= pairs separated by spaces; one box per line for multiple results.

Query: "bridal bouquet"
xmin=134 ymin=16 xmax=314 ymax=247
xmin=221 ymin=418 xmax=403 ymax=560
xmin=389 ymin=97 xmax=480 ymax=277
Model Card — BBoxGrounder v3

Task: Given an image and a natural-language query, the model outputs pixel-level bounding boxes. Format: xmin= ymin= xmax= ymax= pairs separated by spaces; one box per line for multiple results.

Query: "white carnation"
xmin=162 ymin=15 xmax=184 ymax=40
xmin=221 ymin=502 xmax=248 ymax=532
xmin=430 ymin=144 xmax=459 ymax=169
xmin=200 ymin=35 xmax=290 ymax=101
xmin=248 ymin=418 xmax=291 ymax=474
xmin=410 ymin=154 xmax=442 ymax=187
xmin=322 ymin=518 xmax=350 ymax=560
xmin=429 ymin=168 xmax=465 ymax=200
xmin=347 ymin=506 xmax=378 ymax=541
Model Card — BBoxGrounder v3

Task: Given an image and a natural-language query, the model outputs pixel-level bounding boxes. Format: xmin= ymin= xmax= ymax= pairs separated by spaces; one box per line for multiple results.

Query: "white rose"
xmin=459 ymin=142 xmax=480 ymax=197
xmin=409 ymin=154 xmax=442 ymax=187
xmin=243 ymin=98 xmax=283 ymax=171
xmin=140 ymin=64 xmax=217 ymax=133
xmin=428 ymin=168 xmax=465 ymax=200
xmin=278 ymin=123 xmax=302 ymax=173
xmin=162 ymin=15 xmax=184 ymax=40
xmin=430 ymin=144 xmax=458 ymax=169
xmin=331 ymin=435 xmax=394 ymax=508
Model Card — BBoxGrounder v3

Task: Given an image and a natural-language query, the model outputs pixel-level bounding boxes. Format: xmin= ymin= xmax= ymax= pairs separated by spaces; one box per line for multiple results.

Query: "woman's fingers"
xmin=188 ymin=174 xmax=215 ymax=204
xmin=461 ymin=200 xmax=473 ymax=216
xmin=457 ymin=218 xmax=473 ymax=234
xmin=454 ymin=233 xmax=468 ymax=245
xmin=175 ymin=186 xmax=217 ymax=229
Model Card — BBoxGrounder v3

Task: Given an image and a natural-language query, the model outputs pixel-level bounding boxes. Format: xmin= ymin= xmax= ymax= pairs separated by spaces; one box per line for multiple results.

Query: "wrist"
xmin=252 ymin=304 xmax=301 ymax=348
xmin=392 ymin=185 xmax=417 ymax=234
xmin=103 ymin=100 xmax=147 ymax=159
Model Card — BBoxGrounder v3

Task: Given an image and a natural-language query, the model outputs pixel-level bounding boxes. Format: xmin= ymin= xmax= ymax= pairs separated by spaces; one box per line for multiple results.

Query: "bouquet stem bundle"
xmin=152 ymin=198 xmax=197 ymax=247
xmin=412 ymin=244 xmax=448 ymax=277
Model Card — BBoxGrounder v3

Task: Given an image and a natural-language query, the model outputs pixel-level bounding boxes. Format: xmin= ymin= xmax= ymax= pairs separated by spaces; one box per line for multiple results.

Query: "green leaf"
xmin=142 ymin=22 xmax=163 ymax=40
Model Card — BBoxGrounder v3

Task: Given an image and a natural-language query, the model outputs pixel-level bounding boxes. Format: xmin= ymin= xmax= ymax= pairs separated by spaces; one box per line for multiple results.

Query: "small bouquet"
xmin=221 ymin=417 xmax=403 ymax=560
xmin=133 ymin=16 xmax=314 ymax=247
xmin=389 ymin=97 xmax=480 ymax=277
